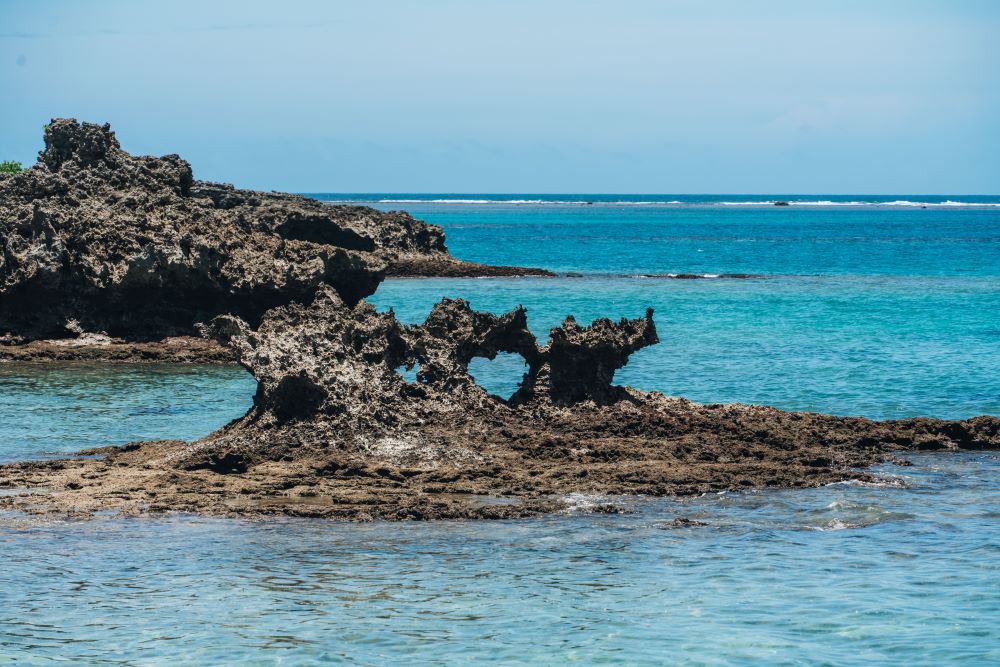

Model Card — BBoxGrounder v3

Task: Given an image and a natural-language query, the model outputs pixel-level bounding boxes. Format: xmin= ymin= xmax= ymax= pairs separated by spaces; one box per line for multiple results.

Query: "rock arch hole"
xmin=468 ymin=352 xmax=529 ymax=401
xmin=395 ymin=362 xmax=421 ymax=384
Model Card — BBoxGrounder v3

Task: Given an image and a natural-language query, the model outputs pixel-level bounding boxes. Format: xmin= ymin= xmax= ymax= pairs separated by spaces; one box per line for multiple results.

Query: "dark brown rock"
xmin=3 ymin=285 xmax=996 ymax=521
xmin=0 ymin=334 xmax=234 ymax=363
xmin=386 ymin=255 xmax=555 ymax=278
xmin=2 ymin=120 xmax=997 ymax=522
xmin=0 ymin=119 xmax=544 ymax=345
xmin=526 ymin=308 xmax=658 ymax=404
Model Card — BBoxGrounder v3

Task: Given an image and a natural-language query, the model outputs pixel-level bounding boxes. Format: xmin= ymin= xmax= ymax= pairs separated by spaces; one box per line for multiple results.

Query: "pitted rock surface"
xmin=3 ymin=286 xmax=997 ymax=521
xmin=196 ymin=286 xmax=659 ymax=440
xmin=0 ymin=119 xmax=545 ymax=343
xmin=1 ymin=120 xmax=998 ymax=521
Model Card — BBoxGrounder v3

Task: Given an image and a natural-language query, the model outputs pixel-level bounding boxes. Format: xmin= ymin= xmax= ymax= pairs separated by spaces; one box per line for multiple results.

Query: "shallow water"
xmin=2 ymin=197 xmax=999 ymax=664
xmin=0 ymin=363 xmax=255 ymax=464
xmin=2 ymin=450 xmax=999 ymax=664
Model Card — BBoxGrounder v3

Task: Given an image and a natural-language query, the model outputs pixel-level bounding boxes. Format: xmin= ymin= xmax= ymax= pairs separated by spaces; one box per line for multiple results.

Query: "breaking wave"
xmin=722 ymin=200 xmax=1000 ymax=208
xmin=319 ymin=197 xmax=1000 ymax=208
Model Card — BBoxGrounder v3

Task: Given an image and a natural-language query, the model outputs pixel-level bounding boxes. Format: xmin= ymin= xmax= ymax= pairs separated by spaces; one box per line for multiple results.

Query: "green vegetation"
xmin=0 ymin=160 xmax=24 ymax=174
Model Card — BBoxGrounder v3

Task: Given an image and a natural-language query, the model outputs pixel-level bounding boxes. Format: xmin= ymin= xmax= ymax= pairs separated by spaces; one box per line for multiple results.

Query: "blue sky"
xmin=1 ymin=0 xmax=998 ymax=193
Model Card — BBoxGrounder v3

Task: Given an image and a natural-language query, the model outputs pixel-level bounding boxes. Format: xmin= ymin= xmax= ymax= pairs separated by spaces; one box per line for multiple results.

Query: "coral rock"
xmin=0 ymin=119 xmax=542 ymax=342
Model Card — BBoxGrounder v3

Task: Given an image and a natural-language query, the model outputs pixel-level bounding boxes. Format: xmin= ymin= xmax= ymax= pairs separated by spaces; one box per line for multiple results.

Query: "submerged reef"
xmin=1 ymin=120 xmax=998 ymax=520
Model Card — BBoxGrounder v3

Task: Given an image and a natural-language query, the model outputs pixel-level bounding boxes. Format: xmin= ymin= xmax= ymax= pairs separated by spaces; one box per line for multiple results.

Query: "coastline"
xmin=2 ymin=120 xmax=998 ymax=523
xmin=7 ymin=4 xmax=1000 ymax=663
xmin=0 ymin=335 xmax=237 ymax=364
xmin=385 ymin=254 xmax=555 ymax=278
xmin=2 ymin=394 xmax=993 ymax=522
xmin=3 ymin=288 xmax=997 ymax=522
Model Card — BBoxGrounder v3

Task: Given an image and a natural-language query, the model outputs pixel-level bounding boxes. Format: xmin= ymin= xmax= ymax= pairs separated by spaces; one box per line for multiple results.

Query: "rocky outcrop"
xmin=385 ymin=255 xmax=553 ymax=278
xmin=0 ymin=119 xmax=547 ymax=343
xmin=2 ymin=119 xmax=997 ymax=522
xmin=0 ymin=335 xmax=233 ymax=363
xmin=196 ymin=287 xmax=658 ymax=441
xmin=3 ymin=286 xmax=997 ymax=520
xmin=524 ymin=309 xmax=657 ymax=403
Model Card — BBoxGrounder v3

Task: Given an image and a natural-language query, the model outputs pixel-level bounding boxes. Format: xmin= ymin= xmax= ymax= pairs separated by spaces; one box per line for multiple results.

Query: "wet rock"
xmin=658 ymin=517 xmax=709 ymax=528
xmin=0 ymin=335 xmax=234 ymax=363
xmin=386 ymin=256 xmax=554 ymax=278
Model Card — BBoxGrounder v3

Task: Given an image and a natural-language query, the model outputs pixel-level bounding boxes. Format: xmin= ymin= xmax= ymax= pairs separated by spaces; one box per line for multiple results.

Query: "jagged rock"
xmin=205 ymin=286 xmax=413 ymax=432
xmin=0 ymin=119 xmax=546 ymax=342
xmin=3 ymin=276 xmax=998 ymax=520
xmin=1 ymin=121 xmax=998 ymax=522
xmin=526 ymin=308 xmax=658 ymax=404
xmin=199 ymin=287 xmax=657 ymax=440
xmin=413 ymin=298 xmax=539 ymax=394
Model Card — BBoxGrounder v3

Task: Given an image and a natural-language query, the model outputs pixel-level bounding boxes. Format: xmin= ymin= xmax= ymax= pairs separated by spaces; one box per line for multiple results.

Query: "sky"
xmin=1 ymin=0 xmax=998 ymax=193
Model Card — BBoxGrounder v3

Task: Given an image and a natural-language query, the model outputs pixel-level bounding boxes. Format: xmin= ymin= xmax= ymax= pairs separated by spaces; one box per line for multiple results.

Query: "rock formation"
xmin=1 ymin=119 xmax=997 ymax=521
xmin=0 ymin=119 xmax=548 ymax=344
xmin=2 ymin=286 xmax=997 ymax=520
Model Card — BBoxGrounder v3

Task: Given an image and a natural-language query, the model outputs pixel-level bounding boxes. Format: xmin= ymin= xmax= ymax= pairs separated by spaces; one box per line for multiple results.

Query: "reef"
xmin=0 ymin=334 xmax=233 ymax=363
xmin=2 ymin=119 xmax=997 ymax=521
xmin=2 ymin=286 xmax=997 ymax=520
xmin=0 ymin=119 xmax=546 ymax=350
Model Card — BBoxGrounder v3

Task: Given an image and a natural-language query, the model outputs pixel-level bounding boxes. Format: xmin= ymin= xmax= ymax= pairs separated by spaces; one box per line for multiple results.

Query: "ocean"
xmin=2 ymin=196 xmax=999 ymax=664
xmin=360 ymin=195 xmax=1000 ymax=419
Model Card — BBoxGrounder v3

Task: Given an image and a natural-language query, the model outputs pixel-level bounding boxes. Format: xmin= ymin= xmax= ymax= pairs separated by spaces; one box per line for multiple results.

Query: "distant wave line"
xmin=722 ymin=200 xmax=1000 ymax=207
xmin=319 ymin=198 xmax=1000 ymax=208
xmin=373 ymin=199 xmax=682 ymax=205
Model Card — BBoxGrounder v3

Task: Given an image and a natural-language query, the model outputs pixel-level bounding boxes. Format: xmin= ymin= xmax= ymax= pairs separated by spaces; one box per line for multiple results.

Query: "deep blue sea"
xmin=2 ymin=195 xmax=999 ymax=664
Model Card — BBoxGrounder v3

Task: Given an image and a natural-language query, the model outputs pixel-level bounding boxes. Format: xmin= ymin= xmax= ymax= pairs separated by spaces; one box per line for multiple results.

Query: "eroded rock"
xmin=0 ymin=119 xmax=545 ymax=343
xmin=3 ymin=283 xmax=994 ymax=521
xmin=1 ymin=121 xmax=998 ymax=522
xmin=197 ymin=286 xmax=659 ymax=438
xmin=412 ymin=299 xmax=539 ymax=394
xmin=526 ymin=308 xmax=658 ymax=404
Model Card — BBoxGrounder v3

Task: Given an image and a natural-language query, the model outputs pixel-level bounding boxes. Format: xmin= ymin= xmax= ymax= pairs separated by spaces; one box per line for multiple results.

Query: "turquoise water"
xmin=365 ymin=197 xmax=1000 ymax=419
xmin=2 ymin=453 xmax=999 ymax=665
xmin=320 ymin=194 xmax=1000 ymax=278
xmin=373 ymin=275 xmax=1000 ymax=420
xmin=2 ymin=196 xmax=999 ymax=664
xmin=0 ymin=364 xmax=255 ymax=464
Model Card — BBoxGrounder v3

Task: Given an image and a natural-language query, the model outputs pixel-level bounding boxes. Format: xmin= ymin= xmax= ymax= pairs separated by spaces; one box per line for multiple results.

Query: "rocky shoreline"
xmin=2 ymin=285 xmax=997 ymax=520
xmin=0 ymin=119 xmax=550 ymax=363
xmin=2 ymin=120 xmax=998 ymax=521
xmin=0 ymin=120 xmax=550 ymax=344
xmin=0 ymin=335 xmax=235 ymax=364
